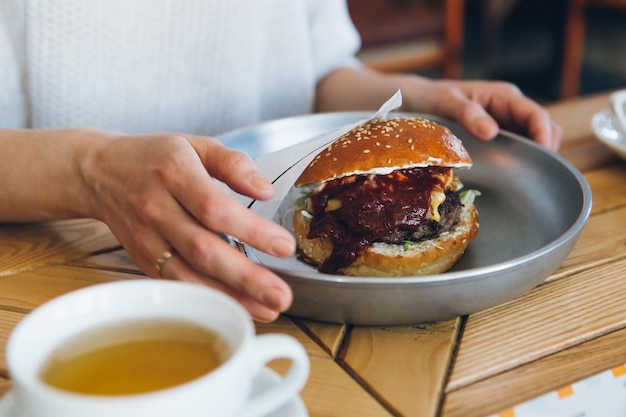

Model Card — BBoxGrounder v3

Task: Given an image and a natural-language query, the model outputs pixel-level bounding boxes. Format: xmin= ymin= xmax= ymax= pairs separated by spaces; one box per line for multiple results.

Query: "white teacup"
xmin=6 ymin=280 xmax=309 ymax=417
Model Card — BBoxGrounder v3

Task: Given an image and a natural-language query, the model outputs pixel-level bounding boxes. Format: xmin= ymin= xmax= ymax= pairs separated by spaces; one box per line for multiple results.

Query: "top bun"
xmin=295 ymin=117 xmax=473 ymax=186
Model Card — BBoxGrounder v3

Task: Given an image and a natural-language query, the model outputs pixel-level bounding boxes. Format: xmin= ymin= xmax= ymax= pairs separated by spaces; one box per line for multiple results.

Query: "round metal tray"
xmin=218 ymin=112 xmax=592 ymax=325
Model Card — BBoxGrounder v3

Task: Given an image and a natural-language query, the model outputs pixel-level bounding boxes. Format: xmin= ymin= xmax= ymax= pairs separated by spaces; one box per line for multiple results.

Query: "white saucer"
xmin=591 ymin=108 xmax=626 ymax=161
xmin=0 ymin=391 xmax=16 ymax=417
xmin=251 ymin=368 xmax=308 ymax=417
xmin=0 ymin=368 xmax=307 ymax=417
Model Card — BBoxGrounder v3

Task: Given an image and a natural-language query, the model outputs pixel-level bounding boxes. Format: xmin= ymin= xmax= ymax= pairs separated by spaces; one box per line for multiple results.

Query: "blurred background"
xmin=347 ymin=0 xmax=626 ymax=104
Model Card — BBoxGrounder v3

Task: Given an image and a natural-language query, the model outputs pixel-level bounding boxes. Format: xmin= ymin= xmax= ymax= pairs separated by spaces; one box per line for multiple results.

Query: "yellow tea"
xmin=39 ymin=319 xmax=230 ymax=395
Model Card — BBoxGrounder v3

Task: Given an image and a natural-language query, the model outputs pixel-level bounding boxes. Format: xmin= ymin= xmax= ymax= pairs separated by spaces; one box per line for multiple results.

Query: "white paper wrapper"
xmin=234 ymin=90 xmax=402 ymax=218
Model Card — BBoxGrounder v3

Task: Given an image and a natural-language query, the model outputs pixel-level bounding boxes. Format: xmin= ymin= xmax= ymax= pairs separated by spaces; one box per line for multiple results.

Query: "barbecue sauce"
xmin=307 ymin=167 xmax=449 ymax=274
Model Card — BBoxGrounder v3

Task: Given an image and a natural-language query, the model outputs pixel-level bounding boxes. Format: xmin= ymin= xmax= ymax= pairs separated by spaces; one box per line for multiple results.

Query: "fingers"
xmin=183 ymin=135 xmax=276 ymax=201
xmin=413 ymin=81 xmax=501 ymax=141
xmin=155 ymin=138 xmax=294 ymax=314
xmin=163 ymin=135 xmax=295 ymax=258
xmin=159 ymin=248 xmax=291 ymax=323
xmin=445 ymin=96 xmax=500 ymax=141
xmin=407 ymin=79 xmax=562 ymax=151
xmin=551 ymin=121 xmax=563 ymax=150
xmin=156 ymin=149 xmax=295 ymax=258
xmin=154 ymin=203 xmax=294 ymax=312
xmin=114 ymin=205 xmax=293 ymax=322
xmin=487 ymin=84 xmax=561 ymax=151
xmin=182 ymin=177 xmax=295 ymax=257
xmin=530 ymin=119 xmax=563 ymax=152
xmin=154 ymin=249 xmax=287 ymax=323
xmin=165 ymin=141 xmax=296 ymax=320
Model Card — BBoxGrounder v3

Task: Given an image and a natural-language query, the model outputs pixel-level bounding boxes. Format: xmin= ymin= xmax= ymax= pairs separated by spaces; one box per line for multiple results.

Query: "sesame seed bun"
xmin=293 ymin=202 xmax=479 ymax=277
xmin=295 ymin=117 xmax=473 ymax=187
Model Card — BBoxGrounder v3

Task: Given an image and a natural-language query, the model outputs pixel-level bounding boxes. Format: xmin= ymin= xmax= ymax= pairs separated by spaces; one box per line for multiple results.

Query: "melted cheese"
xmin=429 ymin=169 xmax=455 ymax=222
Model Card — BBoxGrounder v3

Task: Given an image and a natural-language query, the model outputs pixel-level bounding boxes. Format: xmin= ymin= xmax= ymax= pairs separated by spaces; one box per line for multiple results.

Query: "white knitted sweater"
xmin=0 ymin=0 xmax=360 ymax=135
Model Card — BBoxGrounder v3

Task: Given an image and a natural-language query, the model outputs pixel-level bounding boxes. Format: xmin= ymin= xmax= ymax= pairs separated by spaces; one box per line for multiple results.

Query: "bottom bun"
xmin=293 ymin=203 xmax=479 ymax=277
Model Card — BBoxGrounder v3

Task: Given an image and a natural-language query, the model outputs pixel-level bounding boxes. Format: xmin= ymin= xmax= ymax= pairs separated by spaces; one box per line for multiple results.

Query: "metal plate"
xmin=218 ymin=112 xmax=592 ymax=325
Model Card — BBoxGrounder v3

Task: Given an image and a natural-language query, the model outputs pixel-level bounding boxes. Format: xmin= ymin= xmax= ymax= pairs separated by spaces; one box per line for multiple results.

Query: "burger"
xmin=291 ymin=117 xmax=480 ymax=277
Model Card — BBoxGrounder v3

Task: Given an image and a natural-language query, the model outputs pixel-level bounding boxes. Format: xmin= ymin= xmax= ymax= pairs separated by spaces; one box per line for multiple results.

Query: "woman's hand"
xmin=315 ymin=67 xmax=563 ymax=151
xmin=81 ymin=132 xmax=296 ymax=322
xmin=401 ymin=79 xmax=563 ymax=151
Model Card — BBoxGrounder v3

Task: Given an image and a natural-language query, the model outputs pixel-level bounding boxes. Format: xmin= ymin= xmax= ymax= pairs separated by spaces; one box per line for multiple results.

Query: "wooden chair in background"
xmin=560 ymin=0 xmax=626 ymax=98
xmin=347 ymin=0 xmax=466 ymax=79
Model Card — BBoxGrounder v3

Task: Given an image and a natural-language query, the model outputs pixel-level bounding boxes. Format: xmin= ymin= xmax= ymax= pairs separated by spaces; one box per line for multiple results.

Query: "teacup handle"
xmin=610 ymin=90 xmax=626 ymax=133
xmin=242 ymin=334 xmax=310 ymax=417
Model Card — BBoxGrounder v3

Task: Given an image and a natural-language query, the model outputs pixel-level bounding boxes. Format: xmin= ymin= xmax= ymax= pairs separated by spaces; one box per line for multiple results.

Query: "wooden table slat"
xmin=290 ymin=318 xmax=349 ymax=358
xmin=448 ymin=256 xmax=626 ymax=391
xmin=546 ymin=92 xmax=618 ymax=171
xmin=0 ymin=220 xmax=119 ymax=277
xmin=341 ymin=319 xmax=461 ymax=417
xmin=257 ymin=316 xmax=393 ymax=416
xmin=551 ymin=205 xmax=626 ymax=280
xmin=0 ymin=378 xmax=11 ymax=398
xmin=584 ymin=164 xmax=626 ymax=215
xmin=0 ymin=265 xmax=141 ymax=313
xmin=0 ymin=310 xmax=25 ymax=375
xmin=442 ymin=325 xmax=626 ymax=417
xmin=70 ymin=249 xmax=141 ymax=274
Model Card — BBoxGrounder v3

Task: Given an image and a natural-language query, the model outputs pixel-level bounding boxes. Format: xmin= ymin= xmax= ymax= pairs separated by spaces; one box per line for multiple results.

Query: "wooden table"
xmin=1 ymin=90 xmax=625 ymax=416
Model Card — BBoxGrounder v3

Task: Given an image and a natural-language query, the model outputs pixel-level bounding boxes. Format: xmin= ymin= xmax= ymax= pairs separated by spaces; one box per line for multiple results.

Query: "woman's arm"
xmin=0 ymin=128 xmax=99 ymax=221
xmin=0 ymin=128 xmax=296 ymax=323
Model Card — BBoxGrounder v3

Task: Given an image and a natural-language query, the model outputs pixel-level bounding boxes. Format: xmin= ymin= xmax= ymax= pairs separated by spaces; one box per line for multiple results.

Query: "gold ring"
xmin=155 ymin=248 xmax=176 ymax=278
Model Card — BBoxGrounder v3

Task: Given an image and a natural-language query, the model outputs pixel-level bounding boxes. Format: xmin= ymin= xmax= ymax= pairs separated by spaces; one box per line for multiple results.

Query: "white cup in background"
xmin=610 ymin=89 xmax=626 ymax=132
xmin=6 ymin=280 xmax=309 ymax=417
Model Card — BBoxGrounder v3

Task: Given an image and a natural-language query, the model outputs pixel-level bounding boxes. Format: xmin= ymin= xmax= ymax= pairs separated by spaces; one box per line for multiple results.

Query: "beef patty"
xmin=378 ymin=190 xmax=462 ymax=244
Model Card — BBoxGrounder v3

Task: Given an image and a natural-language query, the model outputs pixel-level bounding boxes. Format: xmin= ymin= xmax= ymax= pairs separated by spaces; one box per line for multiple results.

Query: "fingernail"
xmin=475 ymin=117 xmax=497 ymax=139
xmin=250 ymin=173 xmax=273 ymax=190
xmin=262 ymin=288 xmax=286 ymax=310
xmin=269 ymin=237 xmax=295 ymax=257
xmin=254 ymin=309 xmax=280 ymax=323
